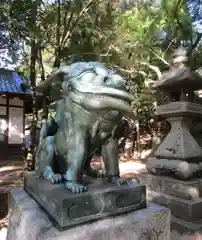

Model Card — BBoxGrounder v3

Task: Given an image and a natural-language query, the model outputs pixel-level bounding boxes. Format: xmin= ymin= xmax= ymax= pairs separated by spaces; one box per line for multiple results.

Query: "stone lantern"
xmin=139 ymin=47 xmax=202 ymax=234
xmin=147 ymin=47 xmax=202 ymax=180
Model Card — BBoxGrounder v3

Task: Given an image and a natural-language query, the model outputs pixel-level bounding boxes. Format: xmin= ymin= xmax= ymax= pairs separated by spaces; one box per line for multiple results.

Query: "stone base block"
xmin=171 ymin=216 xmax=202 ymax=240
xmin=139 ymin=173 xmax=202 ymax=222
xmin=139 ymin=173 xmax=202 ymax=235
xmin=24 ymin=172 xmax=146 ymax=228
xmin=147 ymin=190 xmax=202 ymax=222
xmin=139 ymin=172 xmax=202 ymax=200
xmin=171 ymin=215 xmax=202 ymax=233
xmin=6 ymin=188 xmax=170 ymax=240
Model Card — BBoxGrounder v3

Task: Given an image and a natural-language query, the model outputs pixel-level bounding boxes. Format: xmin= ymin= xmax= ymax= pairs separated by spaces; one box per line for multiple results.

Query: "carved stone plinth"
xmin=147 ymin=101 xmax=202 ymax=180
xmin=139 ymin=173 xmax=202 ymax=233
xmin=24 ymin=172 xmax=146 ymax=229
xmin=6 ymin=188 xmax=170 ymax=240
xmin=155 ymin=103 xmax=202 ymax=160
xmin=154 ymin=117 xmax=202 ymax=159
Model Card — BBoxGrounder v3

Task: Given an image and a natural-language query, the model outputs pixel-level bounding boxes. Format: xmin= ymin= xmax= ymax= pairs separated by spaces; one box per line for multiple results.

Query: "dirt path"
xmin=0 ymin=164 xmax=24 ymax=229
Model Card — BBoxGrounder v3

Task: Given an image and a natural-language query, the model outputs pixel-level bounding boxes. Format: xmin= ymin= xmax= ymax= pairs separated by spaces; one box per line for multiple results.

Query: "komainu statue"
xmin=35 ymin=62 xmax=133 ymax=193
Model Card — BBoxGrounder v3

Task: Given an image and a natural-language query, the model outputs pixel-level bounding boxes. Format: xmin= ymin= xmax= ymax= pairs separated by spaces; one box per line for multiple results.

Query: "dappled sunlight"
xmin=0 ymin=166 xmax=23 ymax=189
xmin=140 ymin=149 xmax=152 ymax=159
xmin=8 ymin=123 xmax=23 ymax=139
xmin=0 ymin=166 xmax=22 ymax=173
xmin=0 ymin=225 xmax=7 ymax=239
xmin=90 ymin=157 xmax=103 ymax=169
xmin=90 ymin=157 xmax=146 ymax=176
xmin=0 ymin=170 xmax=23 ymax=186
xmin=119 ymin=161 xmax=146 ymax=175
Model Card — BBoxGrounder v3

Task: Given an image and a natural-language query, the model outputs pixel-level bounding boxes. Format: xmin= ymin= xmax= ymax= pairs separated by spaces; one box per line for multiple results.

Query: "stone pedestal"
xmin=6 ymin=188 xmax=170 ymax=240
xmin=24 ymin=172 xmax=146 ymax=228
xmin=139 ymin=173 xmax=202 ymax=233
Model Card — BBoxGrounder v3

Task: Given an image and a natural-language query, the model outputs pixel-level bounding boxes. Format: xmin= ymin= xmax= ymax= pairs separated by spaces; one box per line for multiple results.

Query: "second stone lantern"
xmin=147 ymin=47 xmax=202 ymax=180
xmin=139 ymin=47 xmax=202 ymax=234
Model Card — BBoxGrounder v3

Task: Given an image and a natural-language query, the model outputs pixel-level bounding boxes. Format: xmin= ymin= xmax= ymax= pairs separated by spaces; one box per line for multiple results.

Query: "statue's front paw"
xmin=107 ymin=175 xmax=128 ymax=186
xmin=43 ymin=166 xmax=62 ymax=184
xmin=64 ymin=181 xmax=88 ymax=193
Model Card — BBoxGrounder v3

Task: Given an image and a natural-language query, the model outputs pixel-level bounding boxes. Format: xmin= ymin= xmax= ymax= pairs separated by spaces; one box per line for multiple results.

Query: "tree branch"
xmin=188 ymin=33 xmax=202 ymax=54
xmin=53 ymin=0 xmax=62 ymax=67
xmin=60 ymin=2 xmax=73 ymax=48
xmin=113 ymin=65 xmax=147 ymax=77
xmin=140 ymin=62 xmax=162 ymax=80
xmin=149 ymin=49 xmax=169 ymax=66
xmin=61 ymin=0 xmax=104 ymax=48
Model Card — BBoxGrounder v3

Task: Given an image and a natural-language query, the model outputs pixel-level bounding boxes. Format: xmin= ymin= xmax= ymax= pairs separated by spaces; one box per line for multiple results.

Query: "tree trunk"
xmin=53 ymin=0 xmax=62 ymax=68
xmin=135 ymin=120 xmax=141 ymax=159
xmin=29 ymin=0 xmax=38 ymax=119
xmin=26 ymin=0 xmax=39 ymax=171
xmin=38 ymin=48 xmax=45 ymax=82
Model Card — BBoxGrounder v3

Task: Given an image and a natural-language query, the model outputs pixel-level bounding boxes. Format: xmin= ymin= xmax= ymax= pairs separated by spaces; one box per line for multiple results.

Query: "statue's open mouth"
xmin=76 ymin=91 xmax=130 ymax=105
xmin=69 ymin=87 xmax=133 ymax=112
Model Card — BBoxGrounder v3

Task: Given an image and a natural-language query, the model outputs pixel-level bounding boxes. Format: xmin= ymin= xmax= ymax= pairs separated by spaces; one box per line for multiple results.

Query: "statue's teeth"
xmin=78 ymin=92 xmax=129 ymax=105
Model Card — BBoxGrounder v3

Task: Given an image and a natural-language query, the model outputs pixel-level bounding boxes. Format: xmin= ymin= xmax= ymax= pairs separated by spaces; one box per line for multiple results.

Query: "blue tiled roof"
xmin=0 ymin=68 xmax=31 ymax=95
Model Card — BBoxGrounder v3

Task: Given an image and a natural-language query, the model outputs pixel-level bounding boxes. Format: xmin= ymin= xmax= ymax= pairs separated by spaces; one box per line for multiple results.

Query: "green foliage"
xmin=2 ymin=0 xmax=202 ymax=126
xmin=132 ymin=88 xmax=156 ymax=124
xmin=111 ymin=0 xmax=197 ymax=124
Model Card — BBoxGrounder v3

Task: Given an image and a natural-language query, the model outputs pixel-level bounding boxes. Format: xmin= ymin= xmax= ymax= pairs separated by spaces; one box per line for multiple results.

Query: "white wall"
xmin=8 ymin=99 xmax=24 ymax=144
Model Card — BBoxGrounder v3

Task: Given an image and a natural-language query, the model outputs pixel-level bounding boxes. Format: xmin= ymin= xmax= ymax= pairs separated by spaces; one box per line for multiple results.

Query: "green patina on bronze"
xmin=35 ymin=61 xmax=134 ymax=193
